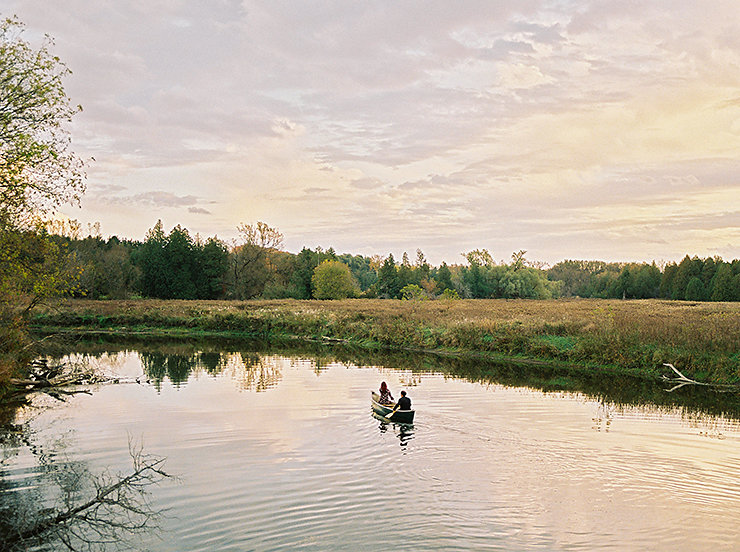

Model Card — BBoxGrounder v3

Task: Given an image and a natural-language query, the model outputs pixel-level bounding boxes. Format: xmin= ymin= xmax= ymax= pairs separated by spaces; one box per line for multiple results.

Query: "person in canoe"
xmin=393 ymin=390 xmax=411 ymax=412
xmin=378 ymin=381 xmax=394 ymax=404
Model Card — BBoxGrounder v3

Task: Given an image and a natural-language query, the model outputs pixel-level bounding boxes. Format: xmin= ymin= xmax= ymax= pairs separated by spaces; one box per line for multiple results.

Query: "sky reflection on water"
xmin=3 ymin=344 xmax=740 ymax=551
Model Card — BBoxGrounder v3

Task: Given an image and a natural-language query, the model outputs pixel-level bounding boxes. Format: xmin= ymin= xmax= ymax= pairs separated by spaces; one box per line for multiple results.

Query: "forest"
xmin=45 ymin=218 xmax=740 ymax=303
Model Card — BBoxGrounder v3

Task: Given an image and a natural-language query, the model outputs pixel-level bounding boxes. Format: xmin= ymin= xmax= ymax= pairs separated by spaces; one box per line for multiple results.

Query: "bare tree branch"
xmin=1 ymin=440 xmax=171 ymax=552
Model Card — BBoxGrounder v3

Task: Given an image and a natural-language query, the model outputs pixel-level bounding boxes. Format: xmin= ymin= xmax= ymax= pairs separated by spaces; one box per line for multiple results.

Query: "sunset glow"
xmin=8 ymin=0 xmax=740 ymax=264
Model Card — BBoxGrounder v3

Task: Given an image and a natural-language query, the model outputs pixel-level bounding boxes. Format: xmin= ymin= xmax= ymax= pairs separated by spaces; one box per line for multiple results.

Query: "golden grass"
xmin=32 ymin=298 xmax=740 ymax=383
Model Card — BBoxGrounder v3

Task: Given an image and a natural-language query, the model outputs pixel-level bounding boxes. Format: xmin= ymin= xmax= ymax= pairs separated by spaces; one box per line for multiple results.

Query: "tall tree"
xmin=135 ymin=221 xmax=228 ymax=299
xmin=136 ymin=220 xmax=168 ymax=298
xmin=0 ymin=17 xmax=85 ymax=379
xmin=659 ymin=262 xmax=678 ymax=299
xmin=397 ymin=251 xmax=413 ymax=291
xmin=685 ymin=277 xmax=708 ymax=301
xmin=228 ymin=221 xmax=283 ymax=299
xmin=290 ymin=247 xmax=318 ymax=299
xmin=376 ymin=254 xmax=400 ymax=298
xmin=194 ymin=238 xmax=229 ymax=299
xmin=671 ymin=255 xmax=698 ymax=300
xmin=434 ymin=262 xmax=453 ymax=292
xmin=0 ymin=17 xmax=85 ymax=226
xmin=710 ymin=263 xmax=735 ymax=301
xmin=164 ymin=225 xmax=197 ymax=298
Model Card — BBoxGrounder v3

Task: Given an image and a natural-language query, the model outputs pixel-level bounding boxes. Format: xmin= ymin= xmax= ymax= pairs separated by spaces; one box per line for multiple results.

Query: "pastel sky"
xmin=7 ymin=0 xmax=740 ymax=265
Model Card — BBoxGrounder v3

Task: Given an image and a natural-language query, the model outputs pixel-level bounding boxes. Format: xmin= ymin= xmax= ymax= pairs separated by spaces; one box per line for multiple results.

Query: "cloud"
xmin=188 ymin=206 xmax=211 ymax=214
xmin=7 ymin=0 xmax=740 ymax=264
xmin=103 ymin=191 xmax=199 ymax=208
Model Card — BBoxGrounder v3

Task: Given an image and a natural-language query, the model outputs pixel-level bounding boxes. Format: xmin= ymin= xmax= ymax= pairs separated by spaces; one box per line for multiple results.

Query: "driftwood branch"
xmin=661 ymin=363 xmax=707 ymax=386
xmin=661 ymin=363 xmax=738 ymax=393
xmin=7 ymin=359 xmax=142 ymax=403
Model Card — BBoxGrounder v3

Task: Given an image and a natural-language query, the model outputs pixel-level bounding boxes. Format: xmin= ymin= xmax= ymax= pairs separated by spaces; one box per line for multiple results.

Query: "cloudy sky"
xmin=7 ymin=0 xmax=740 ymax=265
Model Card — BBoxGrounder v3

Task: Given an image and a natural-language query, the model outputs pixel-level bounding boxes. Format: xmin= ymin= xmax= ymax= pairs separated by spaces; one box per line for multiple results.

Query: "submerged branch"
xmin=1 ymin=443 xmax=171 ymax=551
xmin=5 ymin=358 xmax=127 ymax=403
xmin=662 ymin=363 xmax=738 ymax=393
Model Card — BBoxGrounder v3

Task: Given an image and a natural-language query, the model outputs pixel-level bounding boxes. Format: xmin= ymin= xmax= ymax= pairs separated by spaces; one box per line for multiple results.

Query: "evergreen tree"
xmin=195 ymin=238 xmax=229 ymax=299
xmin=434 ymin=262 xmax=453 ymax=292
xmin=377 ymin=255 xmax=400 ymax=298
xmin=290 ymin=247 xmax=318 ymax=299
xmin=671 ymin=255 xmax=697 ymax=300
xmin=397 ymin=252 xmax=413 ymax=291
xmin=659 ymin=262 xmax=677 ymax=299
xmin=137 ymin=220 xmax=168 ymax=298
xmin=701 ymin=257 xmax=717 ymax=286
xmin=164 ymin=225 xmax=197 ymax=298
xmin=710 ymin=263 xmax=735 ymax=301
xmin=685 ymin=277 xmax=708 ymax=301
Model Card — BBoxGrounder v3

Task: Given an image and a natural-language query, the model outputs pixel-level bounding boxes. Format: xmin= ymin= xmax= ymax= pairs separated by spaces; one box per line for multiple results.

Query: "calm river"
xmin=3 ymin=341 xmax=740 ymax=551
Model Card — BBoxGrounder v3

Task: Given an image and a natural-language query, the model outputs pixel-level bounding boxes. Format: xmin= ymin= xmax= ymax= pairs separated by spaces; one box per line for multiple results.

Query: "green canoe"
xmin=371 ymin=391 xmax=415 ymax=423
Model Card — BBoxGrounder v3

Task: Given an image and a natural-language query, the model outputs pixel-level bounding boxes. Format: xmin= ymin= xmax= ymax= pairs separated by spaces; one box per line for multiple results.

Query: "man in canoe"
xmin=394 ymin=390 xmax=411 ymax=412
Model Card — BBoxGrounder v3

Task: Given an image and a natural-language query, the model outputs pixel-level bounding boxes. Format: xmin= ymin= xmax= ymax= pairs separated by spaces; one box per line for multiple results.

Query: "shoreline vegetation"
xmin=30 ymin=297 xmax=740 ymax=385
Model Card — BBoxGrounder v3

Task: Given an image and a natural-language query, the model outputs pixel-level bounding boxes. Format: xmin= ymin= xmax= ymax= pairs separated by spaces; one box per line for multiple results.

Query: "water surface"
xmin=3 ymin=344 xmax=739 ymax=551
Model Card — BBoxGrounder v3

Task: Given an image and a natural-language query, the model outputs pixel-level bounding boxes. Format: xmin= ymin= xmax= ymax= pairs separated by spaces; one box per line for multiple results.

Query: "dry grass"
xmin=32 ymin=298 xmax=740 ymax=383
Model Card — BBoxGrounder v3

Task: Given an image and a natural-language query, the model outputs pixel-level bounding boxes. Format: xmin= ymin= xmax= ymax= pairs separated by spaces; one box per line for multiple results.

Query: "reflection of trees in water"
xmin=138 ymin=350 xmax=283 ymax=392
xmin=0 ymin=423 xmax=170 ymax=552
xmin=140 ymin=351 xmax=229 ymax=388
xmin=40 ymin=335 xmax=740 ymax=419
xmin=591 ymin=397 xmax=740 ymax=435
xmin=141 ymin=352 xmax=197 ymax=387
xmin=224 ymin=353 xmax=282 ymax=392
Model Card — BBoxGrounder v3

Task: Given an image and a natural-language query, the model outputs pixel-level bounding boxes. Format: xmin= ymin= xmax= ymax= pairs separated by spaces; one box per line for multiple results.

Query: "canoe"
xmin=371 ymin=391 xmax=415 ymax=424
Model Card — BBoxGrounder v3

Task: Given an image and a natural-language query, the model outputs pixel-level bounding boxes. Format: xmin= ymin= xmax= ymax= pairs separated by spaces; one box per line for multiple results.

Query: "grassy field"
xmin=31 ymin=298 xmax=740 ymax=384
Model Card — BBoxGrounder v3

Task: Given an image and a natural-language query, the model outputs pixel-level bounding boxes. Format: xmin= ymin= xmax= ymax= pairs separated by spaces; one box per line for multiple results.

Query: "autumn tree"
xmin=0 ymin=17 xmax=85 ymax=380
xmin=0 ymin=17 xmax=85 ymax=304
xmin=228 ymin=221 xmax=283 ymax=299
xmin=311 ymin=260 xmax=358 ymax=299
xmin=0 ymin=17 xmax=84 ymax=226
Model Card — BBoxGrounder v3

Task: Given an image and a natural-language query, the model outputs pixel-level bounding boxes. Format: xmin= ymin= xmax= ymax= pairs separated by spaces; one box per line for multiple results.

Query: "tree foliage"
xmin=0 ymin=17 xmax=84 ymax=226
xmin=0 ymin=17 xmax=85 ymax=306
xmin=34 ymin=217 xmax=740 ymax=305
xmin=134 ymin=221 xmax=228 ymax=299
xmin=0 ymin=17 xmax=86 ymax=380
xmin=311 ymin=260 xmax=358 ymax=299
xmin=228 ymin=221 xmax=283 ymax=299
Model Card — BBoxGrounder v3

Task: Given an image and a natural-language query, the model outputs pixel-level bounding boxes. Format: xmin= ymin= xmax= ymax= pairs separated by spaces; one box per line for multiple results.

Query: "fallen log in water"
xmin=662 ymin=363 xmax=738 ymax=393
xmin=5 ymin=360 xmax=108 ymax=403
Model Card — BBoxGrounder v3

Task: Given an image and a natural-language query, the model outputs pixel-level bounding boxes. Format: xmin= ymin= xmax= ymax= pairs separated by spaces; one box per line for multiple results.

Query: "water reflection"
xmin=9 ymin=337 xmax=740 ymax=551
xmin=0 ymin=419 xmax=169 ymax=552
xmin=373 ymin=414 xmax=415 ymax=450
xmin=138 ymin=349 xmax=283 ymax=392
xmin=37 ymin=335 xmax=740 ymax=420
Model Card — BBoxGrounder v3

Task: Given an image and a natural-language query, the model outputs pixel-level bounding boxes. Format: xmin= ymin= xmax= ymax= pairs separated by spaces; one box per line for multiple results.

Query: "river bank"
xmin=29 ymin=298 xmax=740 ymax=384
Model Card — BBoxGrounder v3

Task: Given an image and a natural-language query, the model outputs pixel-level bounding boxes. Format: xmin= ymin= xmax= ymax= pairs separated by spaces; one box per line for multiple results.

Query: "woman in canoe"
xmin=378 ymin=381 xmax=394 ymax=404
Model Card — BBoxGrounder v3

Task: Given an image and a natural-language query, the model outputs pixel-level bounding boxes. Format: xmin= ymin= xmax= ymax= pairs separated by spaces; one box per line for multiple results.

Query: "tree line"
xmin=50 ymin=219 xmax=740 ymax=302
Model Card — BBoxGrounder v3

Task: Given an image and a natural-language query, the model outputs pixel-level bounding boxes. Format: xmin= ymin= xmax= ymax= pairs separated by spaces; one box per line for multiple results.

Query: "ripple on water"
xmin=7 ymin=355 xmax=740 ymax=552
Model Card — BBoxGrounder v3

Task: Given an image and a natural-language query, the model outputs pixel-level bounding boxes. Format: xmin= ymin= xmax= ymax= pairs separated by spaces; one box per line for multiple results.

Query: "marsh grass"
xmin=32 ymin=298 xmax=740 ymax=383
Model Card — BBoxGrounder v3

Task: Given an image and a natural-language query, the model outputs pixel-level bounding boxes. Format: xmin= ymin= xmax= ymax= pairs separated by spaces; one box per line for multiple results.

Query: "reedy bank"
xmin=31 ymin=298 xmax=740 ymax=384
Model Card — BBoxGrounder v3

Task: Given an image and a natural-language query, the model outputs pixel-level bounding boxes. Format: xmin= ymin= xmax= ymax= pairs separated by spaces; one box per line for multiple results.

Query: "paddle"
xmin=385 ymin=408 xmax=397 ymax=419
